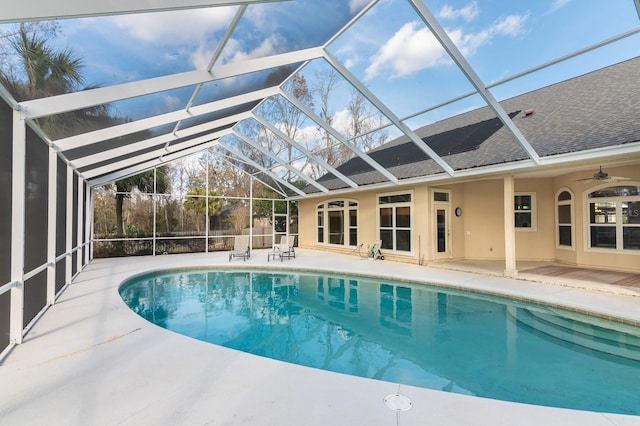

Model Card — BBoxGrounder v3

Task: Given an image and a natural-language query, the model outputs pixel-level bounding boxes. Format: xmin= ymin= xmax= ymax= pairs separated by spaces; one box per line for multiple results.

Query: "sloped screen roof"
xmin=1 ymin=0 xmax=639 ymax=197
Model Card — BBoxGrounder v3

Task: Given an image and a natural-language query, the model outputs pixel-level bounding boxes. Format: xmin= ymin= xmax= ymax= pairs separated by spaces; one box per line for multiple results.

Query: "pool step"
xmin=510 ymin=307 xmax=640 ymax=362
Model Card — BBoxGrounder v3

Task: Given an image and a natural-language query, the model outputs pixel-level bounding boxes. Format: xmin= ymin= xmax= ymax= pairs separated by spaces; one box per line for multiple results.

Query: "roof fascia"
xmin=1 ymin=0 xmax=287 ymax=23
xmin=82 ymin=129 xmax=230 ymax=179
xmin=409 ymin=0 xmax=540 ymax=165
xmin=20 ymin=47 xmax=324 ymax=119
xmin=53 ymin=86 xmax=278 ymax=151
xmin=279 ymin=85 xmax=401 ymax=184
xmin=218 ymin=142 xmax=306 ymax=196
xmin=231 ymin=129 xmax=329 ymax=193
xmin=322 ymin=51 xmax=456 ymax=176
xmin=291 ymin=142 xmax=640 ymax=200
xmin=251 ymin=113 xmax=359 ymax=189
xmin=71 ymin=112 xmax=251 ymax=168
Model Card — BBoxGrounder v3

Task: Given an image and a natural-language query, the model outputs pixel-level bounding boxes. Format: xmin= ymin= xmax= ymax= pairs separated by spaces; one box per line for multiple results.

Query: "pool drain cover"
xmin=384 ymin=393 xmax=413 ymax=412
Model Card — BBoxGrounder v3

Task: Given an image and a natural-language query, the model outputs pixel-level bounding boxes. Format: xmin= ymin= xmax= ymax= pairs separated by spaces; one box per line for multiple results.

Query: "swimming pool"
xmin=119 ymin=269 xmax=640 ymax=415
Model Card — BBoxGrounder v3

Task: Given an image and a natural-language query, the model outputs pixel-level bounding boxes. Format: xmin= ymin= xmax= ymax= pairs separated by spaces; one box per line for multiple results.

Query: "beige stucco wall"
xmin=297 ymin=164 xmax=640 ymax=273
xmin=553 ymin=165 xmax=640 ymax=273
xmin=457 ymin=180 xmax=505 ymax=260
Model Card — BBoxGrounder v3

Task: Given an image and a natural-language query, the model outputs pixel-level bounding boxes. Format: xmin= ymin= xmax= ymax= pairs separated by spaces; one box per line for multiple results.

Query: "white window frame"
xmin=515 ymin=192 xmax=536 ymax=231
xmin=585 ymin=183 xmax=640 ymax=253
xmin=555 ymin=188 xmax=574 ymax=250
xmin=316 ymin=203 xmax=325 ymax=244
xmin=377 ymin=190 xmax=413 ymax=254
xmin=432 ymin=188 xmax=452 ymax=259
xmin=316 ymin=199 xmax=358 ymax=247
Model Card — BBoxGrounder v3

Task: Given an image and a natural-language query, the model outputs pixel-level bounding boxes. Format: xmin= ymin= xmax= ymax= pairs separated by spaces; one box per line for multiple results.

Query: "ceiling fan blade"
xmin=575 ymin=167 xmax=632 ymax=183
xmin=607 ymin=176 xmax=632 ymax=182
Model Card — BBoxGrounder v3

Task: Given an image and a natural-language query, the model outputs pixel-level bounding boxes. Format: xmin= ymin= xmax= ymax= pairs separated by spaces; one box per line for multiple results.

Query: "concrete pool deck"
xmin=1 ymin=250 xmax=639 ymax=426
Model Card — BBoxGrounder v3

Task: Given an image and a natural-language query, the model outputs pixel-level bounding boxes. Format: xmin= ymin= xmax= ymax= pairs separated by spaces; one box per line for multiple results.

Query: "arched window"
xmin=587 ymin=185 xmax=640 ymax=251
xmin=317 ymin=200 xmax=358 ymax=246
xmin=556 ymin=189 xmax=573 ymax=248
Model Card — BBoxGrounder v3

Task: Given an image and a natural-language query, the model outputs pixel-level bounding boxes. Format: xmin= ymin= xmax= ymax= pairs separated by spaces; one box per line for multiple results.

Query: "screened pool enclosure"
xmin=1 ymin=0 xmax=639 ymax=360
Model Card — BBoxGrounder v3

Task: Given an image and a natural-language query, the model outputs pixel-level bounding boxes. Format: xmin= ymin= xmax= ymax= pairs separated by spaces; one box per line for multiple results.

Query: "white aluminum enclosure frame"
xmin=1 ymin=0 xmax=639 ymax=365
xmin=6 ymin=0 xmax=636 ymax=196
xmin=1 ymin=0 xmax=289 ymax=23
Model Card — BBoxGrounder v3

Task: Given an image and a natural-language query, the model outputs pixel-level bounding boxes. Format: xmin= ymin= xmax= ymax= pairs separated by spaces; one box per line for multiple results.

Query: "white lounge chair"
xmin=281 ymin=235 xmax=296 ymax=260
xmin=267 ymin=235 xmax=295 ymax=262
xmin=229 ymin=235 xmax=250 ymax=261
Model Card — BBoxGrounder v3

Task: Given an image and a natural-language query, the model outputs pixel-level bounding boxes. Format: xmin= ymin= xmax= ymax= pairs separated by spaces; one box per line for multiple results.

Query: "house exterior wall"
xmin=298 ymin=164 xmax=640 ymax=274
xmin=556 ymin=165 xmax=640 ymax=273
xmin=457 ymin=180 xmax=505 ymax=260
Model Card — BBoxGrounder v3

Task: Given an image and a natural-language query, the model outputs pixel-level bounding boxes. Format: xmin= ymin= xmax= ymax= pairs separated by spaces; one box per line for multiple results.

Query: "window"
xmin=556 ymin=190 xmax=573 ymax=248
xmin=515 ymin=193 xmax=535 ymax=229
xmin=588 ymin=185 xmax=640 ymax=251
xmin=378 ymin=192 xmax=412 ymax=252
xmin=317 ymin=200 xmax=358 ymax=246
xmin=316 ymin=205 xmax=324 ymax=243
xmin=433 ymin=191 xmax=449 ymax=202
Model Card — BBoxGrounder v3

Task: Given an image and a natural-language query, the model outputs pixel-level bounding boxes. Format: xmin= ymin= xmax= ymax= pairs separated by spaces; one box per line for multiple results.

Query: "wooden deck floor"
xmin=521 ymin=265 xmax=640 ymax=288
xmin=432 ymin=260 xmax=640 ymax=293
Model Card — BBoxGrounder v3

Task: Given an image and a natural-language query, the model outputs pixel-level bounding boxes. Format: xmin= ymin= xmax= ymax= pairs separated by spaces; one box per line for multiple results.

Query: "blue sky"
xmin=2 ymin=0 xmax=639 ymax=138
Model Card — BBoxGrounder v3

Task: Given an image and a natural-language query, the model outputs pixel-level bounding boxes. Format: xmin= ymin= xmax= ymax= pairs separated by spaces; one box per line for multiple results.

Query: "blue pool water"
xmin=119 ymin=269 xmax=640 ymax=415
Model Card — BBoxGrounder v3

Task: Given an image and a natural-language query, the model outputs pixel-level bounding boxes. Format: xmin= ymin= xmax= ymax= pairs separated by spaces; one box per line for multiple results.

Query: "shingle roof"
xmin=308 ymin=56 xmax=640 ymax=193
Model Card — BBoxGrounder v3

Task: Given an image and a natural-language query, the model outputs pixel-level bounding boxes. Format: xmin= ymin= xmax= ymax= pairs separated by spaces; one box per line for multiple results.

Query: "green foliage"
xmin=114 ymin=167 xmax=169 ymax=199
xmin=183 ymin=187 xmax=222 ymax=216
xmin=0 ymin=22 xmax=126 ymax=139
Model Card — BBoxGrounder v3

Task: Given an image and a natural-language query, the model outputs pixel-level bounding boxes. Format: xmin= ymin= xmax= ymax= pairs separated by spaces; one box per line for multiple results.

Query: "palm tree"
xmin=0 ymin=23 xmax=113 ymax=139
xmin=1 ymin=23 xmax=83 ymax=99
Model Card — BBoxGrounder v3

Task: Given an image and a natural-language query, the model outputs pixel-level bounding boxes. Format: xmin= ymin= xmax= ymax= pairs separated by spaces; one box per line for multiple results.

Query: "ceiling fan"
xmin=577 ymin=166 xmax=632 ymax=183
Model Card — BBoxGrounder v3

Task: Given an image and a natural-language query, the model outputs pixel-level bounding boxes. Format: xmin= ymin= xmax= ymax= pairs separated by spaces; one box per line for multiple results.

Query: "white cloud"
xmin=343 ymin=55 xmax=362 ymax=69
xmin=298 ymin=124 xmax=322 ymax=143
xmin=365 ymin=13 xmax=528 ymax=80
xmin=190 ymin=42 xmax=217 ymax=70
xmin=492 ymin=14 xmax=528 ymax=36
xmin=190 ymin=33 xmax=284 ymax=70
xmin=111 ymin=7 xmax=236 ymax=44
xmin=365 ymin=21 xmax=449 ymax=80
xmin=438 ymin=1 xmax=479 ymax=22
xmin=221 ymin=33 xmax=284 ymax=64
xmin=349 ymin=0 xmax=372 ymax=14
xmin=164 ymin=95 xmax=182 ymax=111
xmin=244 ymin=4 xmax=269 ymax=32
xmin=332 ymin=108 xmax=352 ymax=136
xmin=547 ymin=0 xmax=572 ymax=14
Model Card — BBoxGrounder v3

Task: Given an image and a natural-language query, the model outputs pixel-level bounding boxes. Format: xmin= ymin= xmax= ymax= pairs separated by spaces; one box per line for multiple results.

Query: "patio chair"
xmin=267 ymin=235 xmax=295 ymax=262
xmin=267 ymin=235 xmax=284 ymax=262
xmin=229 ymin=235 xmax=250 ymax=261
xmin=281 ymin=235 xmax=295 ymax=260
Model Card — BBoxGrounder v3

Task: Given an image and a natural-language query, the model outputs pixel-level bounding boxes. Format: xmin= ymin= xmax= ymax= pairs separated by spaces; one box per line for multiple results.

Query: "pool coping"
xmin=120 ymin=263 xmax=640 ymax=330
